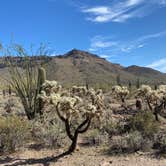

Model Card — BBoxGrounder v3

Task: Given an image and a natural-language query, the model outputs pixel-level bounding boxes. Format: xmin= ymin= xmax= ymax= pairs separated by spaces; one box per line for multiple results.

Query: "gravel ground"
xmin=0 ymin=146 xmax=165 ymax=166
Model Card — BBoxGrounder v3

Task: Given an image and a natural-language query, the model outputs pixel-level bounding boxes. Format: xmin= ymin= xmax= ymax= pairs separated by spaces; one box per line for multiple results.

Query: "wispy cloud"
xmin=137 ymin=31 xmax=166 ymax=41
xmin=81 ymin=0 xmax=166 ymax=23
xmin=89 ymin=30 xmax=166 ymax=57
xmin=90 ymin=36 xmax=118 ymax=49
xmin=146 ymin=58 xmax=166 ymax=73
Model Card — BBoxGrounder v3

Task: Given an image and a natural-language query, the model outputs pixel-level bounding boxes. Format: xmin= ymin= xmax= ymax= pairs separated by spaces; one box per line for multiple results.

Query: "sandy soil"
xmin=0 ymin=146 xmax=166 ymax=166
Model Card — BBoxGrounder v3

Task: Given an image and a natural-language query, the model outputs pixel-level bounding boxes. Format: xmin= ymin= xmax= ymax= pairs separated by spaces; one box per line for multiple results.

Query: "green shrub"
xmin=0 ymin=115 xmax=30 ymax=154
xmin=128 ymin=111 xmax=159 ymax=138
xmin=108 ymin=131 xmax=152 ymax=154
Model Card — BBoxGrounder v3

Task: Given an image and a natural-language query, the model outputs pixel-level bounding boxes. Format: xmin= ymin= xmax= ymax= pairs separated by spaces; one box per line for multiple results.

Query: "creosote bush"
xmin=108 ymin=131 xmax=144 ymax=154
xmin=0 ymin=115 xmax=30 ymax=154
xmin=128 ymin=111 xmax=159 ymax=138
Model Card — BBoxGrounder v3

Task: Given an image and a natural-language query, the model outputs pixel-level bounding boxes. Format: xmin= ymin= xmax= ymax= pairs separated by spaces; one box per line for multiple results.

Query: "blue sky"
xmin=0 ymin=0 xmax=166 ymax=72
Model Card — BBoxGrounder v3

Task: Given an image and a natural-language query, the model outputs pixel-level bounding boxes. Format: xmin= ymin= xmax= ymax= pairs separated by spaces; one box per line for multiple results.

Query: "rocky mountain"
xmin=45 ymin=49 xmax=166 ymax=86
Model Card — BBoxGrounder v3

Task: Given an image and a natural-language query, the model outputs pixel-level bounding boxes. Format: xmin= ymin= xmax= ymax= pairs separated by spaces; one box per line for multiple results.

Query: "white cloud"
xmin=138 ymin=31 xmax=166 ymax=41
xmin=81 ymin=0 xmax=166 ymax=23
xmin=89 ymin=35 xmax=145 ymax=54
xmin=100 ymin=54 xmax=110 ymax=58
xmin=146 ymin=58 xmax=166 ymax=72
xmin=89 ymin=30 xmax=166 ymax=59
xmin=83 ymin=6 xmax=110 ymax=15
xmin=127 ymin=0 xmax=144 ymax=6
xmin=91 ymin=40 xmax=118 ymax=48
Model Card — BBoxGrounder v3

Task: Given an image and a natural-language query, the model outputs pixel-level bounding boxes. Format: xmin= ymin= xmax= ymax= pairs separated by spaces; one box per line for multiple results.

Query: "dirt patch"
xmin=0 ymin=146 xmax=166 ymax=166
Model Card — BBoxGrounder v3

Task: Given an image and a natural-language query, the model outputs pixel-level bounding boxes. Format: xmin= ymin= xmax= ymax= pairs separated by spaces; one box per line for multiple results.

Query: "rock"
xmin=136 ymin=151 xmax=145 ymax=155
xmin=99 ymin=161 xmax=112 ymax=166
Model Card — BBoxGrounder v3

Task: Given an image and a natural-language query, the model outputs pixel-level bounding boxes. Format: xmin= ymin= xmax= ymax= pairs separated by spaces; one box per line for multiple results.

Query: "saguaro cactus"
xmin=116 ymin=74 xmax=121 ymax=86
xmin=37 ymin=67 xmax=46 ymax=114
xmin=37 ymin=67 xmax=46 ymax=92
xmin=136 ymin=78 xmax=140 ymax=89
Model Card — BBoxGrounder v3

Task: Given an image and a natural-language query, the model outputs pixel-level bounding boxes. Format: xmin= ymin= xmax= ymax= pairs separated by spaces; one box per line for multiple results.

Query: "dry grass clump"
xmin=31 ymin=112 xmax=68 ymax=149
xmin=0 ymin=115 xmax=31 ymax=154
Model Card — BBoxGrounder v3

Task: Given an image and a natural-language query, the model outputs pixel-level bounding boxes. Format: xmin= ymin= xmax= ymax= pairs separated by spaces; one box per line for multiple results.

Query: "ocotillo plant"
xmin=6 ymin=44 xmax=49 ymax=120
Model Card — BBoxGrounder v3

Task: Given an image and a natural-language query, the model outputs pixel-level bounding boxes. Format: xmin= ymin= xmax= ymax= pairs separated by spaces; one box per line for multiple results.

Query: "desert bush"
xmin=0 ymin=115 xmax=30 ymax=154
xmin=128 ymin=111 xmax=159 ymax=138
xmin=101 ymin=117 xmax=121 ymax=137
xmin=32 ymin=112 xmax=67 ymax=149
xmin=108 ymin=131 xmax=144 ymax=154
xmin=4 ymin=97 xmax=23 ymax=115
xmin=83 ymin=129 xmax=109 ymax=146
xmin=153 ymin=132 xmax=166 ymax=156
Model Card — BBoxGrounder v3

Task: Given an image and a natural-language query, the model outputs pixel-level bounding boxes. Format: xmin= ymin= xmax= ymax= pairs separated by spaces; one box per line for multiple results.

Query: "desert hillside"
xmin=0 ymin=49 xmax=166 ymax=87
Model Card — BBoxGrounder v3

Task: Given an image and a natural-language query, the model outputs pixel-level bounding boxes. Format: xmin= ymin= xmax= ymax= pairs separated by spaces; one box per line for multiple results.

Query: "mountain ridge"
xmin=0 ymin=49 xmax=165 ymax=87
xmin=45 ymin=49 xmax=166 ymax=86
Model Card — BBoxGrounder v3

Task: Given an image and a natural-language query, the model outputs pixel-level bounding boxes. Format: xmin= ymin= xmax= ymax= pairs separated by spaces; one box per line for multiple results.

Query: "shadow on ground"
xmin=0 ymin=152 xmax=69 ymax=166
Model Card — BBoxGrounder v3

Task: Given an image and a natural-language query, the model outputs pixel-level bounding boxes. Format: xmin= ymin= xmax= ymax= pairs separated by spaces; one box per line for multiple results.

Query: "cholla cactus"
xmin=112 ymin=85 xmax=129 ymax=103
xmin=137 ymin=85 xmax=164 ymax=108
xmin=38 ymin=80 xmax=104 ymax=154
xmin=136 ymin=84 xmax=166 ymax=121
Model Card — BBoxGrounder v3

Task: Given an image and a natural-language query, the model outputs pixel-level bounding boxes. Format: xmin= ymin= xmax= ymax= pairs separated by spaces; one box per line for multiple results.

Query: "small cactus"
xmin=128 ymin=81 xmax=132 ymax=90
xmin=8 ymin=85 xmax=12 ymax=96
xmin=154 ymin=84 xmax=157 ymax=90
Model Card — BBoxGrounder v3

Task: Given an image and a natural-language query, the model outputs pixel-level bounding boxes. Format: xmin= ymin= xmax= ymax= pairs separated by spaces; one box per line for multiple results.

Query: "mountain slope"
xmin=0 ymin=49 xmax=166 ymax=87
xmin=46 ymin=49 xmax=136 ymax=86
xmin=45 ymin=49 xmax=166 ymax=86
xmin=124 ymin=65 xmax=166 ymax=83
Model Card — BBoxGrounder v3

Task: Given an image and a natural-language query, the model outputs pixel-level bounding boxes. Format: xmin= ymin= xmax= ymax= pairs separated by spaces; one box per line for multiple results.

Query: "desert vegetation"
xmin=0 ymin=45 xmax=166 ymax=166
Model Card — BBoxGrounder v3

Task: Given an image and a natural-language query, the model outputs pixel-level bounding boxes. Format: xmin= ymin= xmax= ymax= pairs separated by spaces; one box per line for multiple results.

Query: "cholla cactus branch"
xmin=112 ymin=85 xmax=129 ymax=104
xmin=39 ymin=80 xmax=104 ymax=154
xmin=136 ymin=84 xmax=166 ymax=121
